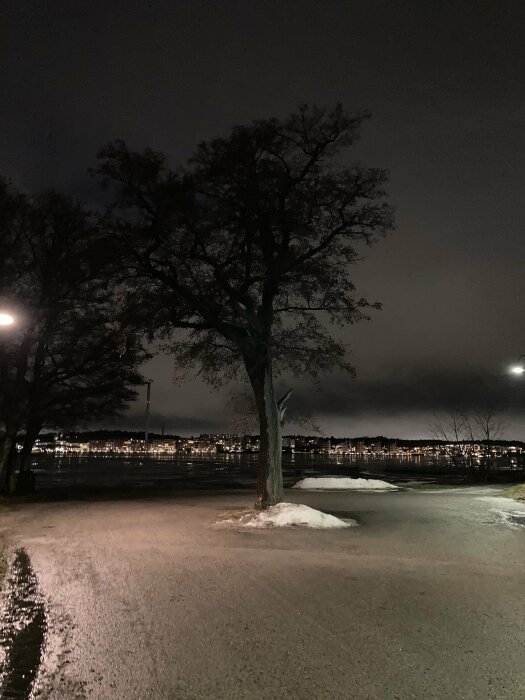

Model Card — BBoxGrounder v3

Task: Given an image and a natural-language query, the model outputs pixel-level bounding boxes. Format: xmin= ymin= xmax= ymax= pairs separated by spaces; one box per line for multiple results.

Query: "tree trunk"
xmin=0 ymin=428 xmax=18 ymax=493
xmin=19 ymin=420 xmax=41 ymax=473
xmin=249 ymin=358 xmax=284 ymax=509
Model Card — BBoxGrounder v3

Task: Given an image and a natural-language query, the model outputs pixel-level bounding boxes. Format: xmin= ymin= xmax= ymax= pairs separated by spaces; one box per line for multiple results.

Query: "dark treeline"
xmin=331 ymin=436 xmax=525 ymax=448
xmin=39 ymin=430 xmax=181 ymax=441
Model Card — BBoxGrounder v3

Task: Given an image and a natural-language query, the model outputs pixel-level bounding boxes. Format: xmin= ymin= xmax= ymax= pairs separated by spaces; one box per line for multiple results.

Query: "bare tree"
xmin=431 ymin=408 xmax=506 ymax=480
xmin=472 ymin=410 xmax=506 ymax=478
xmin=95 ymin=104 xmax=394 ymax=508
xmin=431 ymin=410 xmax=474 ymax=471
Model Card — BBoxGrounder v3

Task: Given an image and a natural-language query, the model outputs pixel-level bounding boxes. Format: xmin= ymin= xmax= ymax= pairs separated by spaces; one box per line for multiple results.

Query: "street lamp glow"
xmin=510 ymin=365 xmax=525 ymax=375
xmin=0 ymin=313 xmax=15 ymax=326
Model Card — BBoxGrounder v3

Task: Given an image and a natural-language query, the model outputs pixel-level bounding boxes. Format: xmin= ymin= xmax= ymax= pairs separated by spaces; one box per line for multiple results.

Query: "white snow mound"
xmin=293 ymin=477 xmax=399 ymax=491
xmin=230 ymin=502 xmax=356 ymax=529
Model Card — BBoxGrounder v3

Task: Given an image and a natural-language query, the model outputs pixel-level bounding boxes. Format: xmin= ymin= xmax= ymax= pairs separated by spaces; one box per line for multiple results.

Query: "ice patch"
xmin=490 ymin=509 xmax=525 ymax=529
xmin=220 ymin=502 xmax=356 ymax=529
xmin=293 ymin=477 xmax=399 ymax=491
xmin=476 ymin=496 xmax=525 ymax=529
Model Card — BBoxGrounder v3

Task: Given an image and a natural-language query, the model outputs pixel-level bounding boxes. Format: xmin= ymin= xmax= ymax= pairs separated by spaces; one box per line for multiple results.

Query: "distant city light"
xmin=29 ymin=435 xmax=524 ymax=460
xmin=510 ymin=365 xmax=525 ymax=375
xmin=0 ymin=312 xmax=15 ymax=326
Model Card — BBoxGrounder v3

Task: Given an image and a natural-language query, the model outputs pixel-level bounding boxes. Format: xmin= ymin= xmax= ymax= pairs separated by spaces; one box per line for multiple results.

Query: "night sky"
xmin=3 ymin=1 xmax=525 ymax=438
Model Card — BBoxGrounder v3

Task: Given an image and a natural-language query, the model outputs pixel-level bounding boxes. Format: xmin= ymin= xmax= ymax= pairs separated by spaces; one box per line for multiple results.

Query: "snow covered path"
xmin=1 ymin=485 xmax=525 ymax=699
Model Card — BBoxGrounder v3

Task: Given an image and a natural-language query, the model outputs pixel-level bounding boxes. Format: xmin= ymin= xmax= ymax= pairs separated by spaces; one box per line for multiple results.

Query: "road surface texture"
xmin=1 ymin=486 xmax=525 ymax=699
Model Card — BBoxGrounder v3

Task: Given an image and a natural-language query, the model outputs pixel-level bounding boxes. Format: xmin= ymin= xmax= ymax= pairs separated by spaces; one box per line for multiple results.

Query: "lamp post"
xmin=144 ymin=379 xmax=153 ymax=447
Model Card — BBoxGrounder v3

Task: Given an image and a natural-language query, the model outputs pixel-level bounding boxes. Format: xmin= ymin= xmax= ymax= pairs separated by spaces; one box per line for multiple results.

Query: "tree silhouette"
xmin=95 ymin=104 xmax=394 ymax=507
xmin=0 ymin=184 xmax=146 ymax=491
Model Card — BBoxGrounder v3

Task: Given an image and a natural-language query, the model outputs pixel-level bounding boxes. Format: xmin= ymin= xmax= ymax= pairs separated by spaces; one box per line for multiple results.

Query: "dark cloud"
xmin=293 ymin=367 xmax=525 ymax=418
xmin=97 ymin=410 xmax=224 ymax=435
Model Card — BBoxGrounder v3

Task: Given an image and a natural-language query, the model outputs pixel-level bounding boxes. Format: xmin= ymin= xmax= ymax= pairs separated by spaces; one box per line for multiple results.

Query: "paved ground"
xmin=1 ymin=486 xmax=525 ymax=699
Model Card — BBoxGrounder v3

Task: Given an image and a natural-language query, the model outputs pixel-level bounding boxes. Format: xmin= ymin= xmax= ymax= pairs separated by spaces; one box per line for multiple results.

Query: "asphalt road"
xmin=1 ymin=486 xmax=525 ymax=699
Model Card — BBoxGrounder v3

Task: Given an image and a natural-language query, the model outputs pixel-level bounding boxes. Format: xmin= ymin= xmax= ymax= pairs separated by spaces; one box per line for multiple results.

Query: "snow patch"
xmin=293 ymin=477 xmax=399 ymax=491
xmin=220 ymin=502 xmax=356 ymax=529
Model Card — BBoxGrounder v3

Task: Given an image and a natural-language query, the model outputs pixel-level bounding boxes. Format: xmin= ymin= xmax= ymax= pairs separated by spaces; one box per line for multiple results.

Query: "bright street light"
xmin=510 ymin=355 xmax=525 ymax=375
xmin=0 ymin=312 xmax=15 ymax=326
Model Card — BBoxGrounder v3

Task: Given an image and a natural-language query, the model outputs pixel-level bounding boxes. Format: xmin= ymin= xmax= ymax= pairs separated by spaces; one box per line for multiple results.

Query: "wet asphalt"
xmin=1 ymin=486 xmax=525 ymax=699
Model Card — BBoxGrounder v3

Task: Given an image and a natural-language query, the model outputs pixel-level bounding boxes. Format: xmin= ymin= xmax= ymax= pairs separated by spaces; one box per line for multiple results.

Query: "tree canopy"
xmin=0 ymin=181 xmax=146 ymax=490
xmin=95 ymin=104 xmax=394 ymax=507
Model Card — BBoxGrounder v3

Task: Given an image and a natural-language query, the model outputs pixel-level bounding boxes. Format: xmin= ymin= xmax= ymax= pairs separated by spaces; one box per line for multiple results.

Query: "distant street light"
xmin=0 ymin=312 xmax=15 ymax=326
xmin=510 ymin=356 xmax=525 ymax=375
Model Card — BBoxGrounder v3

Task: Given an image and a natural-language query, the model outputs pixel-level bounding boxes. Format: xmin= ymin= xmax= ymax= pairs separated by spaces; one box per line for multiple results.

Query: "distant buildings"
xmin=30 ymin=434 xmax=524 ymax=459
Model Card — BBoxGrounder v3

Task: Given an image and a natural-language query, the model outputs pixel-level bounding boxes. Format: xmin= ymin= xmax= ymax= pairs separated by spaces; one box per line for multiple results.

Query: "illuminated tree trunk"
xmin=249 ymin=356 xmax=291 ymax=509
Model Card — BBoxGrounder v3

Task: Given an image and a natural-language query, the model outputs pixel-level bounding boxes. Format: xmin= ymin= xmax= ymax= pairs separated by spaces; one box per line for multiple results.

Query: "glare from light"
xmin=510 ymin=365 xmax=525 ymax=375
xmin=0 ymin=313 xmax=15 ymax=326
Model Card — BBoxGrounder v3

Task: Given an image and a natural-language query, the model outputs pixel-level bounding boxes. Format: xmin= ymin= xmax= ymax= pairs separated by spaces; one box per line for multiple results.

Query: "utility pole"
xmin=145 ymin=379 xmax=153 ymax=446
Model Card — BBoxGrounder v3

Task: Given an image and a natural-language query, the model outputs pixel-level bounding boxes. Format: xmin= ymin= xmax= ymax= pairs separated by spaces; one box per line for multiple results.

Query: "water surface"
xmin=26 ymin=452 xmax=499 ymax=495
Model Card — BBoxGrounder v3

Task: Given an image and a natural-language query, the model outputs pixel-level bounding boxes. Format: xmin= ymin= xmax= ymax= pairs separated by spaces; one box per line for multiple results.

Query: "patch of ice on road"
xmin=219 ymin=503 xmax=356 ymax=529
xmin=476 ymin=496 xmax=525 ymax=529
xmin=293 ymin=477 xmax=398 ymax=491
xmin=494 ymin=510 xmax=525 ymax=529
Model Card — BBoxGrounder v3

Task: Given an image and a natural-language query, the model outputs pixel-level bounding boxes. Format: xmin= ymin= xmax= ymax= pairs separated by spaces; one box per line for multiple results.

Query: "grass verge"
xmin=214 ymin=508 xmax=254 ymax=523
xmin=503 ymin=484 xmax=525 ymax=501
